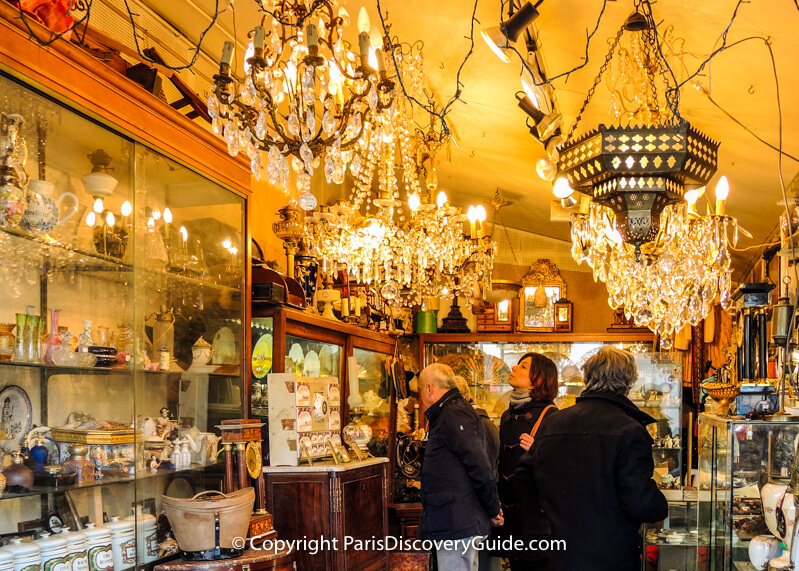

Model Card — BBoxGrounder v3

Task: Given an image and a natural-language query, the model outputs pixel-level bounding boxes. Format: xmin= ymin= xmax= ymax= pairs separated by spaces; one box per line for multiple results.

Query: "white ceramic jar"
xmin=81 ymin=525 xmax=112 ymax=571
xmin=105 ymin=517 xmax=135 ymax=570
xmin=123 ymin=506 xmax=158 ymax=564
xmin=0 ymin=549 xmax=14 ymax=571
xmin=0 ymin=537 xmax=42 ymax=571
xmin=33 ymin=533 xmax=68 ymax=571
xmin=58 ymin=530 xmax=88 ymax=571
xmin=748 ymin=534 xmax=782 ymax=570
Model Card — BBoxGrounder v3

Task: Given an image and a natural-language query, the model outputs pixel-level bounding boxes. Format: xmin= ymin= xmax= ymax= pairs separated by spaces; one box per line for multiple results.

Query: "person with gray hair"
xmin=515 ymin=346 xmax=667 ymax=571
xmin=419 ymin=363 xmax=503 ymax=570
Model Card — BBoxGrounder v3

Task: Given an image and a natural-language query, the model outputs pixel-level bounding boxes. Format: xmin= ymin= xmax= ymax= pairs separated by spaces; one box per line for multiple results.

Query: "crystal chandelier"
xmin=208 ymin=1 xmax=395 ymax=196
xmin=555 ymin=2 xmax=734 ymax=335
xmin=304 ymin=42 xmax=495 ymax=307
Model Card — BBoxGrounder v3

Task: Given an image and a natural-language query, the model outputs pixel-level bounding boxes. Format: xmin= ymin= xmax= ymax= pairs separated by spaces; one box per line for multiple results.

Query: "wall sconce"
xmin=481 ymin=1 xmax=542 ymax=63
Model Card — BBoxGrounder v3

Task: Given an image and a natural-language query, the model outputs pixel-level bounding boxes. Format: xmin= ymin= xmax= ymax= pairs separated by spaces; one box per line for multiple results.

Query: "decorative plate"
xmin=304 ymin=350 xmax=321 ymax=378
xmin=288 ymin=343 xmax=305 ymax=375
xmin=245 ymin=441 xmax=262 ymax=479
xmin=251 ymin=334 xmax=273 ymax=379
xmin=0 ymin=385 xmax=32 ymax=446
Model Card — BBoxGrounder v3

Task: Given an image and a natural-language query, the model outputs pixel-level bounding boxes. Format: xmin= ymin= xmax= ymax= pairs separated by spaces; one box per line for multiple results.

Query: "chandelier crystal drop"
xmin=209 ymin=0 xmax=395 ymax=196
xmin=556 ymin=1 xmax=734 ymax=335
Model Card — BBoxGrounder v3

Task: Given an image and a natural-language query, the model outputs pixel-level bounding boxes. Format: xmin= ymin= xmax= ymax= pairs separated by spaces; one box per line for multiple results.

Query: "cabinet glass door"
xmin=352 ymin=347 xmax=391 ymax=456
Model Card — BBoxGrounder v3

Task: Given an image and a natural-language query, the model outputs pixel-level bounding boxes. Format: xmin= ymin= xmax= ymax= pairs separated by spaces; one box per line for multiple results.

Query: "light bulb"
xmin=467 ymin=205 xmax=477 ymax=223
xmin=552 ymin=177 xmax=574 ymax=199
xmin=368 ymin=47 xmax=378 ymax=70
xmin=223 ymin=238 xmax=232 ymax=249
xmin=715 ymin=176 xmax=729 ymax=200
xmin=93 ymin=198 xmax=104 ymax=214
xmin=163 ymin=208 xmax=172 ymax=223
xmin=357 ymin=6 xmax=371 ymax=34
xmin=147 ymin=217 xmax=155 ymax=228
xmin=684 ymin=189 xmax=700 ymax=206
xmin=120 ymin=200 xmax=132 ymax=217
xmin=475 ymin=205 xmax=487 ymax=222
xmin=152 ymin=208 xmax=161 ymax=221
xmin=436 ymin=191 xmax=447 ymax=208
xmin=230 ymin=247 xmax=238 ymax=256
xmin=408 ymin=194 xmax=420 ymax=212
xmin=441 ymin=286 xmax=449 ymax=296
xmin=86 ymin=212 xmax=96 ymax=226
xmin=536 ymin=157 xmax=556 ymax=181
xmin=180 ymin=226 xmax=188 ymax=241
xmin=105 ymin=211 xmax=115 ymax=226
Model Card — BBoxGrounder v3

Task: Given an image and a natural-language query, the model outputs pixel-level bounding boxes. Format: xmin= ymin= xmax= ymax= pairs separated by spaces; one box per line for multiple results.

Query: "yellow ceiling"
xmin=139 ymin=0 xmax=799 ymax=279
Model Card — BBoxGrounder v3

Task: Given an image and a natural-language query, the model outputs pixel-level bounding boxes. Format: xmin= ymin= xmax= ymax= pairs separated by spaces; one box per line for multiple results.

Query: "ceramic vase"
xmin=342 ymin=409 xmax=372 ymax=450
xmin=295 ymin=252 xmax=319 ymax=308
xmin=19 ymin=180 xmax=78 ymax=235
xmin=0 ymin=323 xmax=14 ymax=361
xmin=762 ymin=482 xmax=797 ymax=568
xmin=43 ymin=308 xmax=61 ymax=365
xmin=29 ymin=438 xmax=49 ymax=473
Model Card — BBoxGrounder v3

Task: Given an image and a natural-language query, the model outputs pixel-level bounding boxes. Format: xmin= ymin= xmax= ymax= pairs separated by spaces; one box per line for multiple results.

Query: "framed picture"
xmin=554 ymin=298 xmax=574 ymax=332
xmin=517 ymin=259 xmax=567 ymax=332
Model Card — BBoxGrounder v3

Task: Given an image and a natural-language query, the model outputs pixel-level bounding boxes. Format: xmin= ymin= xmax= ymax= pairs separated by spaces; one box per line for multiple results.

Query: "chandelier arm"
xmin=567 ymin=25 xmax=625 ymax=140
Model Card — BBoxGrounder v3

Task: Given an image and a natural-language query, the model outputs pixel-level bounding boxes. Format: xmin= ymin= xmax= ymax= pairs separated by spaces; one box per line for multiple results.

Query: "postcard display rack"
xmin=0 ymin=20 xmax=249 ymax=571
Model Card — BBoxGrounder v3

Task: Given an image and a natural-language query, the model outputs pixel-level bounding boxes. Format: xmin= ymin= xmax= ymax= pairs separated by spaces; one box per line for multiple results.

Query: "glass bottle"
xmin=43 ymin=308 xmax=61 ymax=365
xmin=77 ymin=320 xmax=94 ymax=352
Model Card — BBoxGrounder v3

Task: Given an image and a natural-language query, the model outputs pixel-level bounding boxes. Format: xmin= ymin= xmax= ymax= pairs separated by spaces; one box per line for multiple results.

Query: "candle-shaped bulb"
xmin=221 ymin=41 xmax=235 ymax=66
xmin=467 ymin=205 xmax=477 ymax=239
xmin=357 ymin=7 xmax=371 ymax=34
xmin=715 ymin=176 xmax=729 ymax=216
xmin=408 ymin=193 xmax=420 ymax=212
xmin=93 ymin=198 xmax=104 ymax=214
xmin=475 ymin=205 xmax=487 ymax=222
xmin=120 ymin=200 xmax=132 ymax=217
xmin=357 ymin=8 xmax=371 ymax=65
xmin=223 ymin=238 xmax=232 ymax=250
xmin=436 ymin=190 xmax=447 ymax=208
xmin=180 ymin=226 xmax=188 ymax=241
xmin=368 ymin=47 xmax=378 ymax=71
xmin=163 ymin=208 xmax=172 ymax=223
xmin=147 ymin=217 xmax=155 ymax=228
xmin=152 ymin=208 xmax=161 ymax=221
xmin=105 ymin=211 xmax=115 ymax=226
xmin=86 ymin=212 xmax=96 ymax=226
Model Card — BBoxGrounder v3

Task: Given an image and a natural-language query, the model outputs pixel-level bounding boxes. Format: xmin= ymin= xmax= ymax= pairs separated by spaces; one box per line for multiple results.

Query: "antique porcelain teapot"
xmin=20 ymin=180 xmax=79 ymax=235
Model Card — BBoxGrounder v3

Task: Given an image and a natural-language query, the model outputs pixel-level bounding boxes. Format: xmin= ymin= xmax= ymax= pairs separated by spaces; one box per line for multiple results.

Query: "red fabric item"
xmin=14 ymin=0 xmax=76 ymax=35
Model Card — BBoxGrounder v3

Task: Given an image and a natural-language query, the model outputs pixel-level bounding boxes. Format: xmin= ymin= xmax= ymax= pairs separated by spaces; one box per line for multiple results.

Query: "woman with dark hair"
xmin=492 ymin=352 xmax=559 ymax=570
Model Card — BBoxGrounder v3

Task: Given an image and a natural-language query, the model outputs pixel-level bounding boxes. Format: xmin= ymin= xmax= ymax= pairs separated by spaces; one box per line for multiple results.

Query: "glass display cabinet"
xmin=0 ymin=23 xmax=249 ymax=569
xmin=249 ymin=304 xmax=397 ymax=464
xmin=698 ymin=415 xmax=799 ymax=571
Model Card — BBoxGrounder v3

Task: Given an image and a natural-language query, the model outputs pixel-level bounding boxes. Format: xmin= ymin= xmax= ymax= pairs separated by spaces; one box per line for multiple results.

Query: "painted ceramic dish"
xmin=0 ymin=385 xmax=32 ymax=446
xmin=304 ymin=350 xmax=321 ymax=378
xmin=251 ymin=334 xmax=273 ymax=379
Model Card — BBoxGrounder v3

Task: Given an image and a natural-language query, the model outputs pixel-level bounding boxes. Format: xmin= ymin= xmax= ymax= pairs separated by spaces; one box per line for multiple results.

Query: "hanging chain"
xmin=567 ymin=26 xmax=625 ymax=141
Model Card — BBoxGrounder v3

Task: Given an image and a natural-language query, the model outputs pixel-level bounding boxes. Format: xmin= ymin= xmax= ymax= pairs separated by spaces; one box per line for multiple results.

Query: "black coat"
xmin=493 ymin=399 xmax=558 ymax=559
xmin=475 ymin=406 xmax=500 ymax=477
xmin=516 ymin=391 xmax=668 ymax=571
xmin=420 ymin=388 xmax=501 ymax=540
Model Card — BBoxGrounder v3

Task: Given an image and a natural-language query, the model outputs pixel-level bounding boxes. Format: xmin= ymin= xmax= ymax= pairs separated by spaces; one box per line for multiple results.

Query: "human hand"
xmin=491 ymin=509 xmax=504 ymax=527
xmin=519 ymin=432 xmax=535 ymax=451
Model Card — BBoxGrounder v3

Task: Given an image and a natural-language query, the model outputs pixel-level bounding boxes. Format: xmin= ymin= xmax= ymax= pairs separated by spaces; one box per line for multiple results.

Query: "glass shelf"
xmin=0 ymin=359 xmax=239 ymax=378
xmin=0 ymin=226 xmax=242 ymax=294
xmin=0 ymin=463 xmax=218 ymax=502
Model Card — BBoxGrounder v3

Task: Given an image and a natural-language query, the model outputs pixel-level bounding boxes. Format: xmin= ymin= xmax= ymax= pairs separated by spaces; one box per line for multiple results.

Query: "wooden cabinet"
xmin=264 ymin=459 xmax=389 ymax=571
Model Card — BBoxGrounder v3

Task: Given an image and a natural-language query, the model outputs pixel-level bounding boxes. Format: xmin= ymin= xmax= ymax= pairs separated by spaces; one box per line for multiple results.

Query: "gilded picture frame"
xmin=517 ymin=259 xmax=567 ymax=332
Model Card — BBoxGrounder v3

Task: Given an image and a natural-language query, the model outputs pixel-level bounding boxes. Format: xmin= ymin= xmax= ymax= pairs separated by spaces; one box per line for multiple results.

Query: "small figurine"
xmin=148 ymin=455 xmax=159 ymax=472
xmin=91 ymin=446 xmax=106 ymax=479
xmin=155 ymin=407 xmax=175 ymax=441
xmin=672 ymin=435 xmax=681 ymax=449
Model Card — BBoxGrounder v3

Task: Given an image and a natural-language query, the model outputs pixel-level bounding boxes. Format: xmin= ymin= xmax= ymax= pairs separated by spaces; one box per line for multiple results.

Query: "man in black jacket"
xmin=420 ymin=363 xmax=503 ymax=570
xmin=516 ymin=346 xmax=668 ymax=571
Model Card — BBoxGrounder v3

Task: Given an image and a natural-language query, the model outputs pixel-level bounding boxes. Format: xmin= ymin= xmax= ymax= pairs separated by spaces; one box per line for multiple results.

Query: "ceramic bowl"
xmin=666 ymin=532 xmax=685 ymax=544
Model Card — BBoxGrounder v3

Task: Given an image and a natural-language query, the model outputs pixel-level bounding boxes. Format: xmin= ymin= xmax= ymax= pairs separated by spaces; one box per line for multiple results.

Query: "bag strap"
xmin=529 ymin=405 xmax=557 ymax=440
xmin=188 ymin=490 xmax=228 ymax=502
